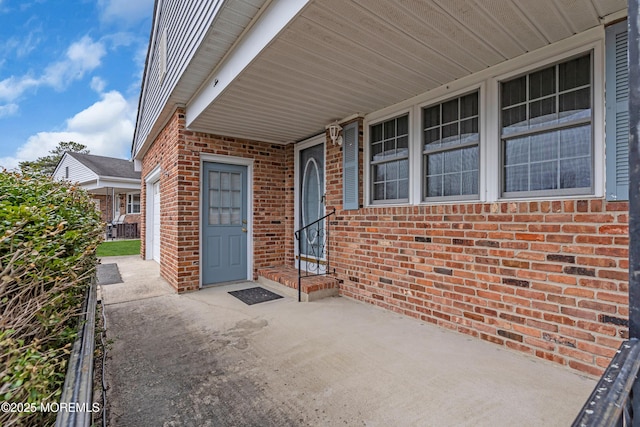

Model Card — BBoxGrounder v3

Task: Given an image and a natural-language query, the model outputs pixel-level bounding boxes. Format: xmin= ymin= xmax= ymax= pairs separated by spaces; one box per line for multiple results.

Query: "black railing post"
xmin=297 ymin=229 xmax=302 ymax=303
xmin=629 ymin=0 xmax=640 ymax=341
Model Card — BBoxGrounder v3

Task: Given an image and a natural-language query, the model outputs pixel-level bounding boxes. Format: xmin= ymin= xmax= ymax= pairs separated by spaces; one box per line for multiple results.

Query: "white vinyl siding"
xmin=52 ymin=154 xmax=97 ymax=184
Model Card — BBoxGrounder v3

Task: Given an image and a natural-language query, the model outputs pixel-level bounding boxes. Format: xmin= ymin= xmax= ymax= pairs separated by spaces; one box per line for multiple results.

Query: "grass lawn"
xmin=97 ymin=239 xmax=141 ymax=257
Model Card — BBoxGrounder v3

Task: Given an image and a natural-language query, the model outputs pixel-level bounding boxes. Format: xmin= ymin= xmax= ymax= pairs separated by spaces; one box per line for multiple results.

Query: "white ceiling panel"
xmin=186 ymin=0 xmax=627 ymax=145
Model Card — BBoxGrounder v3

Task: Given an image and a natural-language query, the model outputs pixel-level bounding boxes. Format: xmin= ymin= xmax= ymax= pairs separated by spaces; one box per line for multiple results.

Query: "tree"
xmin=19 ymin=141 xmax=89 ymax=176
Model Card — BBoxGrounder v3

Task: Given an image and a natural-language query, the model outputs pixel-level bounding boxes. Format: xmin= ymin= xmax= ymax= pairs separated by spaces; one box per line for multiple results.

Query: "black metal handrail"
xmin=294 ymin=208 xmax=336 ymax=302
xmin=572 ymin=339 xmax=640 ymax=426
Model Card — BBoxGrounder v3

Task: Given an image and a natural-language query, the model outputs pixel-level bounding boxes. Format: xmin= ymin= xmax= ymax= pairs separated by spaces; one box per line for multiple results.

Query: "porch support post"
xmin=629 ymin=0 xmax=640 ymax=340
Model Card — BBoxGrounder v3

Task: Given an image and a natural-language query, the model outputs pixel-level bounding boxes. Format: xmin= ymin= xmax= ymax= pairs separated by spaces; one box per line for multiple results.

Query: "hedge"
xmin=0 ymin=171 xmax=103 ymax=426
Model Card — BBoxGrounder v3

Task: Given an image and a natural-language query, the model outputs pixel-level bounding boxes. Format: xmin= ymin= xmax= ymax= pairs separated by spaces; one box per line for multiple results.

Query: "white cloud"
xmin=0 ymin=90 xmax=136 ymax=170
xmin=91 ymin=76 xmax=107 ymax=93
xmin=98 ymin=0 xmax=154 ymax=27
xmin=41 ymin=36 xmax=106 ymax=90
xmin=0 ymin=103 xmax=18 ymax=117
xmin=0 ymin=36 xmax=106 ymax=102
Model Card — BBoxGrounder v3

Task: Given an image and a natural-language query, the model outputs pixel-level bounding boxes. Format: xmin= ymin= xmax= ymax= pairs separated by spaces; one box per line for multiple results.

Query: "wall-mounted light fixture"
xmin=327 ymin=121 xmax=343 ymax=146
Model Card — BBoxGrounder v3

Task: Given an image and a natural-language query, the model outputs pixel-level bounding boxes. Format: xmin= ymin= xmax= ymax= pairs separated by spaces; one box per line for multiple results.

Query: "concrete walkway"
xmin=100 ymin=256 xmax=596 ymax=426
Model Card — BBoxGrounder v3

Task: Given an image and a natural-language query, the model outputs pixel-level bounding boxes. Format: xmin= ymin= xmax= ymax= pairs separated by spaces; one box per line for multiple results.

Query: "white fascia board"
xmin=186 ymin=0 xmax=311 ymax=127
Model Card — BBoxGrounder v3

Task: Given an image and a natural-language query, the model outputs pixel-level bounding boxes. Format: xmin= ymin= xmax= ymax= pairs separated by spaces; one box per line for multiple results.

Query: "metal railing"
xmin=294 ymin=208 xmax=336 ymax=302
xmin=572 ymin=340 xmax=640 ymax=427
xmin=55 ymin=276 xmax=97 ymax=427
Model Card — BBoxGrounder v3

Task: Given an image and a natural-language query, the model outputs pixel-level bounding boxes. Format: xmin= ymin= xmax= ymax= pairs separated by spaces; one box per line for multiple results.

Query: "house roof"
xmin=67 ymin=152 xmax=141 ymax=180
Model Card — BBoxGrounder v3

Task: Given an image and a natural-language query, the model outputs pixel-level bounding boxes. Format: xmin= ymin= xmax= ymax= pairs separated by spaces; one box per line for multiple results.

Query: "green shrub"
xmin=0 ymin=171 xmax=103 ymax=426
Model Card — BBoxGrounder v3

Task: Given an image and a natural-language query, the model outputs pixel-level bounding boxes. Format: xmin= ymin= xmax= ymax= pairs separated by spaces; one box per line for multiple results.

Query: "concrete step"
xmin=257 ymin=265 xmax=339 ymax=302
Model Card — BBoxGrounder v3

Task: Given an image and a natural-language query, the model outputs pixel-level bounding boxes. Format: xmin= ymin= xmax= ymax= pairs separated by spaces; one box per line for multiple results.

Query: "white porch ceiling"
xmin=187 ymin=0 xmax=626 ymax=144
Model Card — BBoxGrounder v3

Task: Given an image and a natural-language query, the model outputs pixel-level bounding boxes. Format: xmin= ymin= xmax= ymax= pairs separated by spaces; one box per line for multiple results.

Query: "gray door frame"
xmin=200 ymin=154 xmax=254 ymax=287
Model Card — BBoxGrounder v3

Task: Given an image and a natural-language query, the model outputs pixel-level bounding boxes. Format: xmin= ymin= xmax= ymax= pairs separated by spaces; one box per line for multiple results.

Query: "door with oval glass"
xmin=297 ymin=141 xmax=326 ymax=274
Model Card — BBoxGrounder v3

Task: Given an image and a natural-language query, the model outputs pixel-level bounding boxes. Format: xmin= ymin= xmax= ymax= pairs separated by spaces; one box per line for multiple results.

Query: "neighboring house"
xmin=53 ymin=152 xmax=142 ymax=238
xmin=132 ymin=0 xmax=631 ymax=376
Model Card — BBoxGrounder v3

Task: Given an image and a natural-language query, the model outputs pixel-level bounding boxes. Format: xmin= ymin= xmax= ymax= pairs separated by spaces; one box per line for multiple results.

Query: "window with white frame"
xmin=127 ymin=193 xmax=140 ymax=214
xmin=501 ymin=53 xmax=592 ymax=196
xmin=370 ymin=114 xmax=409 ymax=203
xmin=423 ymin=91 xmax=479 ymax=199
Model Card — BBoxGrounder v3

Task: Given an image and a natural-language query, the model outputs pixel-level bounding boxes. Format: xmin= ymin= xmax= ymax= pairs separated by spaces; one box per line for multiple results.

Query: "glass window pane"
xmin=460 ymin=118 xmax=478 ymax=140
xmin=560 ymin=125 xmax=591 ymax=158
xmin=559 ymin=55 xmax=590 ymax=91
xmin=427 ymin=175 xmax=442 ymax=197
xmin=397 ymin=115 xmax=409 ymax=135
xmin=424 ymin=128 xmax=441 ymax=147
xmin=424 ymin=105 xmax=440 ymax=129
xmin=505 ymin=165 xmax=529 ymax=192
xmin=399 ymin=160 xmax=409 ymax=179
xmin=529 ymin=66 xmax=555 ymax=99
xmin=385 ymin=181 xmax=397 ymax=200
xmin=375 ymin=164 xmax=386 ymax=182
xmin=384 ymin=140 xmax=396 ymax=157
xmin=502 ymin=76 xmax=526 ymax=107
xmin=397 ymin=135 xmax=409 ymax=150
xmin=231 ymin=208 xmax=241 ymax=225
xmin=559 ymin=88 xmax=591 ymax=119
xmin=529 ymin=98 xmax=556 ymax=128
xmin=505 ymin=137 xmax=529 ymax=165
xmin=372 ymin=142 xmax=383 ymax=160
xmin=461 ymin=146 xmax=479 ymax=171
xmin=386 ymin=161 xmax=398 ymax=181
xmin=530 ymin=132 xmax=558 ymax=162
xmin=560 ymin=157 xmax=591 ymax=188
xmin=221 ymin=172 xmax=230 ymax=191
xmin=230 ymin=173 xmax=241 ymax=191
xmin=209 ymin=208 xmax=219 ymax=225
xmin=371 ymin=124 xmax=383 ymax=143
xmin=398 ymin=179 xmax=409 ymax=199
xmin=530 ymin=161 xmax=558 ymax=191
xmin=374 ymin=183 xmax=384 ymax=200
xmin=502 ymin=105 xmax=527 ymax=133
xmin=442 ymin=123 xmax=459 ymax=146
xmin=427 ymin=152 xmax=444 ymax=175
xmin=461 ymin=92 xmax=478 ymax=118
xmin=209 ymin=171 xmax=219 ymax=189
xmin=442 ymin=99 xmax=458 ymax=123
xmin=444 ymin=149 xmax=462 ymax=173
xmin=461 ymin=171 xmax=478 ymax=195
xmin=444 ymin=173 xmax=461 ymax=196
xmin=384 ymin=120 xmax=396 ymax=140
xmin=221 ymin=190 xmax=230 ymax=208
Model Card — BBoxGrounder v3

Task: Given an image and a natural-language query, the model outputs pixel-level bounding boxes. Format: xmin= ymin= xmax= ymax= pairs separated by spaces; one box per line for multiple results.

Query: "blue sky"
xmin=0 ymin=0 xmax=153 ymax=169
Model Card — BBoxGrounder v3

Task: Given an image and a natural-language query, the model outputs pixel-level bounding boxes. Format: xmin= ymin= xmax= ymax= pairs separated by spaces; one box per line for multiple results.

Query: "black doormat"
xmin=229 ymin=287 xmax=283 ymax=305
xmin=97 ymin=263 xmax=123 ymax=285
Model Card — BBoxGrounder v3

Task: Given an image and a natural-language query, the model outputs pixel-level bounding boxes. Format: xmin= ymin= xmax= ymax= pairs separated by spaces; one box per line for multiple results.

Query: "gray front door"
xmin=202 ymin=162 xmax=248 ymax=285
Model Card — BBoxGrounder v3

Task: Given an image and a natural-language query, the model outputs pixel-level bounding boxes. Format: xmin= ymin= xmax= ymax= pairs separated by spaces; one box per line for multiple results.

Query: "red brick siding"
xmin=323 ymin=119 xmax=628 ymax=377
xmin=141 ymin=108 xmax=290 ymax=292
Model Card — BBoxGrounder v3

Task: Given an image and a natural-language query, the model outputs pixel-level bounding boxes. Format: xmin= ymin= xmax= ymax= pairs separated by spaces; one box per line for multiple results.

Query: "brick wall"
xmin=141 ymin=108 xmax=290 ymax=292
xmin=324 ymin=118 xmax=629 ymax=377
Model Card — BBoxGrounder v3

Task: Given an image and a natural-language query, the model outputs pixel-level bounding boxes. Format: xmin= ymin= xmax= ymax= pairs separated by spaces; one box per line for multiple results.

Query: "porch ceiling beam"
xmin=629 ymin=0 xmax=640 ymax=339
xmin=186 ymin=0 xmax=311 ymax=130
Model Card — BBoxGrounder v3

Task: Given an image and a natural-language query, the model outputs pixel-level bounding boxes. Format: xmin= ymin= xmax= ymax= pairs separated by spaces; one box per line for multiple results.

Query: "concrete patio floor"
xmin=100 ymin=255 xmax=596 ymax=426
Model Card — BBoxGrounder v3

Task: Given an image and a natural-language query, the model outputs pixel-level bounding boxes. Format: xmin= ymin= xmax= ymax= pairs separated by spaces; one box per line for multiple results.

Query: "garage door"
xmin=152 ymin=181 xmax=160 ymax=263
